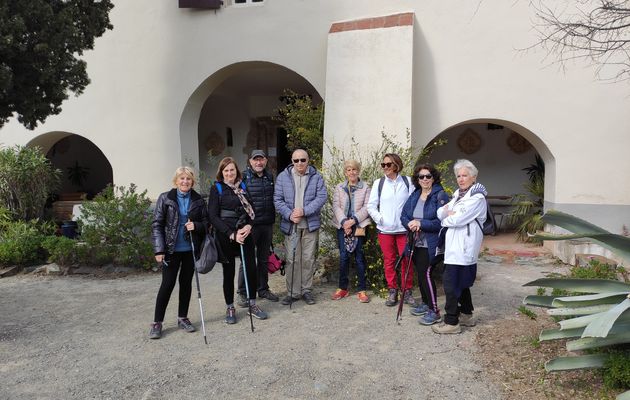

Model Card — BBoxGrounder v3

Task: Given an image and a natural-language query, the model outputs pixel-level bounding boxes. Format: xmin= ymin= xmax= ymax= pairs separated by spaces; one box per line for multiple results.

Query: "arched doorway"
xmin=179 ymin=61 xmax=323 ymax=186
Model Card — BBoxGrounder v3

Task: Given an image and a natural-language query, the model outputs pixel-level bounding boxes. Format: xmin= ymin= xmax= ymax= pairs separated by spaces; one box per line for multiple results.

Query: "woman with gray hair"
xmin=433 ymin=159 xmax=487 ymax=334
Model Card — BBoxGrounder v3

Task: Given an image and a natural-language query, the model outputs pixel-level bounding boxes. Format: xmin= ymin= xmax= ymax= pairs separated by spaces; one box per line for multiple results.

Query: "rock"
xmin=73 ymin=266 xmax=100 ymax=275
xmin=23 ymin=266 xmax=39 ymax=274
xmin=483 ymin=255 xmax=504 ymax=263
xmin=0 ymin=266 xmax=19 ymax=278
xmin=113 ymin=266 xmax=133 ymax=274
xmin=46 ymin=264 xmax=61 ymax=275
xmin=103 ymin=264 xmax=115 ymax=273
xmin=33 ymin=265 xmax=47 ymax=274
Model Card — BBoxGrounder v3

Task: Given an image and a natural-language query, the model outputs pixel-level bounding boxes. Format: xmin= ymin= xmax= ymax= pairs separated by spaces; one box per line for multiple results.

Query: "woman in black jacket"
xmin=208 ymin=157 xmax=267 ymax=324
xmin=149 ymin=166 xmax=208 ymax=339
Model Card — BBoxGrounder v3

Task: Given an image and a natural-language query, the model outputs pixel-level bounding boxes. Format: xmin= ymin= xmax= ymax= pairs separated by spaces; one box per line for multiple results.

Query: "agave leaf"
xmin=617 ymin=389 xmax=630 ymax=400
xmin=559 ymin=309 xmax=630 ymax=330
xmin=545 ymin=354 xmax=608 ymax=371
xmin=533 ymin=210 xmax=630 ymax=263
xmin=582 ymin=299 xmax=630 ymax=338
xmin=523 ymin=278 xmax=630 ymax=293
xmin=523 ymin=295 xmax=556 ymax=307
xmin=546 ymin=304 xmax=613 ymax=316
xmin=552 ymin=293 xmax=628 ymax=308
xmin=567 ymin=325 xmax=630 ymax=350
xmin=540 ymin=327 xmax=584 ymax=341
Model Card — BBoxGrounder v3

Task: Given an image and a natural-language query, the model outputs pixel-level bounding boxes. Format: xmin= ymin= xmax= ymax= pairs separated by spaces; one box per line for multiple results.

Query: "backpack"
xmin=474 ymin=199 xmax=496 ymax=236
xmin=377 ymin=175 xmax=411 ymax=211
xmin=215 ymin=181 xmax=246 ymax=195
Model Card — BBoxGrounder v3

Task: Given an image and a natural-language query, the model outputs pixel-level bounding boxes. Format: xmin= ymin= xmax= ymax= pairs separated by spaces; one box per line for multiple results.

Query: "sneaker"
xmin=419 ymin=310 xmax=442 ymax=326
xmin=281 ymin=295 xmax=300 ymax=305
xmin=357 ymin=291 xmax=370 ymax=303
xmin=149 ymin=322 xmax=162 ymax=339
xmin=459 ymin=313 xmax=476 ymax=327
xmin=177 ymin=317 xmax=196 ymax=333
xmin=331 ymin=288 xmax=349 ymax=300
xmin=431 ymin=322 xmax=461 ymax=334
xmin=302 ymin=292 xmax=316 ymax=305
xmin=259 ymin=290 xmax=279 ymax=302
xmin=385 ymin=289 xmax=398 ymax=307
xmin=237 ymin=293 xmax=248 ymax=308
xmin=248 ymin=304 xmax=268 ymax=320
xmin=225 ymin=307 xmax=237 ymax=324
xmin=410 ymin=303 xmax=430 ymax=316
xmin=403 ymin=290 xmax=417 ymax=306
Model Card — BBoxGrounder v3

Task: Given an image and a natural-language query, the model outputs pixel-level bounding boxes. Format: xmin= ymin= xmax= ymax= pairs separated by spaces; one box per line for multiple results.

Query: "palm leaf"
xmin=545 ymin=354 xmax=608 ymax=371
xmin=524 ymin=278 xmax=630 ymax=293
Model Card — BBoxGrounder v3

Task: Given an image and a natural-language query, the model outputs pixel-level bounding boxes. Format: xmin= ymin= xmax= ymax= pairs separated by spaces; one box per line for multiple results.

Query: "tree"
xmin=0 ymin=0 xmax=114 ymax=130
xmin=530 ymin=1 xmax=630 ymax=82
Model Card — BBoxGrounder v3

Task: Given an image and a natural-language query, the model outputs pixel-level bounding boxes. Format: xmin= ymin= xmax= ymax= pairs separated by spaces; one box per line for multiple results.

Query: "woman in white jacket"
xmin=433 ymin=159 xmax=487 ymax=334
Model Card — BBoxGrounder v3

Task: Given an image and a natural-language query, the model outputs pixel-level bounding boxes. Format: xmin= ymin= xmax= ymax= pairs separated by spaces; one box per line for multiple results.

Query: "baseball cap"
xmin=250 ymin=149 xmax=266 ymax=159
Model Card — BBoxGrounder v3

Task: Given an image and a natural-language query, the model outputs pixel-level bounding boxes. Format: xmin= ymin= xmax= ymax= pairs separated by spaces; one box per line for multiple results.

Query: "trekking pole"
xmin=239 ymin=243 xmax=255 ymax=333
xmin=189 ymin=231 xmax=208 ymax=344
xmin=396 ymin=231 xmax=418 ymax=324
xmin=289 ymin=224 xmax=299 ymax=309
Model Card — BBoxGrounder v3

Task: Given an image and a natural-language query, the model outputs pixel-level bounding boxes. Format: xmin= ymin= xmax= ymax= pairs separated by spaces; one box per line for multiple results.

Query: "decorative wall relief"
xmin=457 ymin=128 xmax=482 ymax=154
xmin=204 ymin=131 xmax=225 ymax=156
xmin=506 ymin=131 xmax=532 ymax=154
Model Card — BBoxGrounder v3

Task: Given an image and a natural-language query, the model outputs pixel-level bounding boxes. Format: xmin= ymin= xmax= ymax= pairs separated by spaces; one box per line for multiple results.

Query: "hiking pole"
xmin=396 ymin=231 xmax=418 ymax=324
xmin=189 ymin=231 xmax=208 ymax=345
xmin=289 ymin=224 xmax=299 ymax=309
xmin=239 ymin=243 xmax=255 ymax=333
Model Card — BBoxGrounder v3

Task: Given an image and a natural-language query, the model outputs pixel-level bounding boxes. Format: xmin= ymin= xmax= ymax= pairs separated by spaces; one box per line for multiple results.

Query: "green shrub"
xmin=41 ymin=235 xmax=78 ymax=266
xmin=570 ymin=258 xmax=619 ymax=280
xmin=0 ymin=219 xmax=49 ymax=265
xmin=77 ymin=184 xmax=153 ymax=269
xmin=0 ymin=145 xmax=61 ymax=220
xmin=602 ymin=351 xmax=630 ymax=390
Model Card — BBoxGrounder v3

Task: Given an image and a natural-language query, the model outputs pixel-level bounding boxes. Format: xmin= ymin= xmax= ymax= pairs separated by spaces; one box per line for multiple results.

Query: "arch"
xmin=179 ymin=61 xmax=323 ymax=177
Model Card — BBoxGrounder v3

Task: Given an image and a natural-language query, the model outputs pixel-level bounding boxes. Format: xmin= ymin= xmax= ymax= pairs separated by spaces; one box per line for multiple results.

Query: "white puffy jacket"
xmin=437 ymin=183 xmax=487 ymax=265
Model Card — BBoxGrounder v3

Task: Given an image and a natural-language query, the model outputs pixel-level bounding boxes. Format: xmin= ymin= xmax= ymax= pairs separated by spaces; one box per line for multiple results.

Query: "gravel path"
xmin=0 ymin=259 xmax=556 ymax=400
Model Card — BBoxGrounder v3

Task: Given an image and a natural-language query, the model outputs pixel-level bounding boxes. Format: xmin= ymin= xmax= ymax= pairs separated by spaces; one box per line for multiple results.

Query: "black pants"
xmin=442 ymin=263 xmax=477 ymax=325
xmin=217 ymin=232 xmax=257 ymax=305
xmin=154 ymin=251 xmax=194 ymax=322
xmin=412 ymin=247 xmax=439 ymax=313
xmin=238 ymin=223 xmax=273 ymax=295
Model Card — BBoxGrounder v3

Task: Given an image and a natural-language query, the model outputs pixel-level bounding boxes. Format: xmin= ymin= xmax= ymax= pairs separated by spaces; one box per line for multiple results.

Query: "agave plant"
xmin=522 ymin=210 xmax=630 ymax=400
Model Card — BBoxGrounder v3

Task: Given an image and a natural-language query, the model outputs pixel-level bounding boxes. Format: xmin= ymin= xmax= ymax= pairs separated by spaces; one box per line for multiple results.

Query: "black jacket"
xmin=207 ymin=181 xmax=255 ymax=238
xmin=152 ymin=189 xmax=208 ymax=258
xmin=243 ymin=167 xmax=275 ymax=225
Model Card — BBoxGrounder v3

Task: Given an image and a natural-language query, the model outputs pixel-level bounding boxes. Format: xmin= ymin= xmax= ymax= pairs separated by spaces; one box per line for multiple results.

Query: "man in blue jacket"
xmin=274 ymin=149 xmax=327 ymax=305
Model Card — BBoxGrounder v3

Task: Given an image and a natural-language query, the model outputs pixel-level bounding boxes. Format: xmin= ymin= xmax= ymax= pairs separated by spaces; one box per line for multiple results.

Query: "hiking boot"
xmin=431 ymin=322 xmax=461 ymax=334
xmin=225 ymin=306 xmax=237 ymax=324
xmin=403 ymin=290 xmax=417 ymax=306
xmin=459 ymin=313 xmax=476 ymax=327
xmin=331 ymin=288 xmax=349 ymax=300
xmin=149 ymin=322 xmax=162 ymax=339
xmin=281 ymin=295 xmax=300 ymax=305
xmin=385 ymin=289 xmax=398 ymax=307
xmin=419 ymin=310 xmax=442 ymax=326
xmin=410 ymin=303 xmax=430 ymax=316
xmin=357 ymin=291 xmax=370 ymax=303
xmin=177 ymin=317 xmax=196 ymax=333
xmin=302 ymin=292 xmax=316 ymax=305
xmin=237 ymin=293 xmax=248 ymax=308
xmin=248 ymin=304 xmax=268 ymax=320
xmin=259 ymin=290 xmax=279 ymax=302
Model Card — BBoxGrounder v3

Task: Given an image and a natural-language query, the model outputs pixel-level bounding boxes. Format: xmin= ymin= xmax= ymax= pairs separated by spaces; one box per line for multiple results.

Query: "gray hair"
xmin=453 ymin=159 xmax=478 ymax=177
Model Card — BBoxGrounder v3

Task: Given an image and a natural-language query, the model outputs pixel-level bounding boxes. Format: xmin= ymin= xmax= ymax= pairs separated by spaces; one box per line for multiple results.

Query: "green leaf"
xmin=545 ymin=354 xmax=608 ymax=371
xmin=546 ymin=304 xmax=613 ymax=316
xmin=617 ymin=389 xmax=630 ymax=400
xmin=552 ymin=292 xmax=629 ymax=308
xmin=523 ymin=278 xmax=630 ymax=293
xmin=540 ymin=327 xmax=584 ymax=341
xmin=582 ymin=299 xmax=630 ymax=338
xmin=567 ymin=327 xmax=630 ymax=350
xmin=523 ymin=295 xmax=556 ymax=307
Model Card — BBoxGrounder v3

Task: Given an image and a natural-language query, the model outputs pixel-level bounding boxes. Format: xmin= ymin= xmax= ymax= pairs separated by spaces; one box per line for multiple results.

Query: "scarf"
xmin=226 ymin=180 xmax=255 ymax=221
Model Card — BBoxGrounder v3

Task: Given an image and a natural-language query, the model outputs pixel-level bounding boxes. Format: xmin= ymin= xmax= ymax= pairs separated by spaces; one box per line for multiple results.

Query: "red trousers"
xmin=378 ymin=233 xmax=413 ymax=290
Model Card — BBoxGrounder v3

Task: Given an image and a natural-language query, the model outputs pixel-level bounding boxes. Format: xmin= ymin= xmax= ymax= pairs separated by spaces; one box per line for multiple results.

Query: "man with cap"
xmin=237 ymin=149 xmax=279 ymax=305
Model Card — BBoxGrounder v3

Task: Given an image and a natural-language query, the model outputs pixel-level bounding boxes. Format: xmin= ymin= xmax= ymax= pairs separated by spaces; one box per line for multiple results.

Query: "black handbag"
xmin=195 ymin=230 xmax=220 ymax=274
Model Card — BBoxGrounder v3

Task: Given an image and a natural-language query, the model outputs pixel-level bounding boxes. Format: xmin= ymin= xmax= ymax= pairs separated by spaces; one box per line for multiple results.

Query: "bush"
xmin=41 ymin=235 xmax=79 ymax=266
xmin=570 ymin=258 xmax=619 ymax=280
xmin=77 ymin=184 xmax=153 ymax=269
xmin=0 ymin=219 xmax=51 ymax=266
xmin=0 ymin=145 xmax=61 ymax=220
xmin=603 ymin=351 xmax=630 ymax=390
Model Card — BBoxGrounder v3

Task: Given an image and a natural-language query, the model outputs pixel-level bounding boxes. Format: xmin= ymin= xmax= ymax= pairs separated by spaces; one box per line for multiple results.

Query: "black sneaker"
xmin=385 ymin=289 xmax=398 ymax=307
xmin=259 ymin=290 xmax=279 ymax=302
xmin=302 ymin=292 xmax=316 ymax=305
xmin=149 ymin=322 xmax=162 ymax=339
xmin=225 ymin=307 xmax=237 ymax=324
xmin=177 ymin=317 xmax=196 ymax=333
xmin=281 ymin=295 xmax=299 ymax=305
xmin=248 ymin=304 xmax=268 ymax=320
xmin=237 ymin=293 xmax=248 ymax=308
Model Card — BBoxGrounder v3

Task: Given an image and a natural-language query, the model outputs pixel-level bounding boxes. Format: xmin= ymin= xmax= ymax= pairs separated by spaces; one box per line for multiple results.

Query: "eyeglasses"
xmin=418 ymin=174 xmax=433 ymax=180
xmin=380 ymin=162 xmax=393 ymax=168
xmin=292 ymin=158 xmax=307 ymax=164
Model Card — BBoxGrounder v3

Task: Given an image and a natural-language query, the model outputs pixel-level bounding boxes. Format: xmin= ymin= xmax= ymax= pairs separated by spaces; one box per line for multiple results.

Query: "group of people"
xmin=149 ymin=148 xmax=487 ymax=339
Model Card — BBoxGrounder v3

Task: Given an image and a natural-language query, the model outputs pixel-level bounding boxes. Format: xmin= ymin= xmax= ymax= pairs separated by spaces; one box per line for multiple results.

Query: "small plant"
xmin=518 ymin=305 xmax=537 ymax=320
xmin=571 ymin=258 xmax=620 ymax=281
xmin=66 ymin=161 xmax=90 ymax=190
xmin=537 ymin=287 xmax=546 ymax=296
xmin=602 ymin=351 xmax=630 ymax=391
xmin=528 ymin=336 xmax=541 ymax=348
xmin=41 ymin=235 xmax=78 ymax=266
xmin=509 ymin=155 xmax=544 ymax=243
xmin=0 ymin=219 xmax=52 ymax=266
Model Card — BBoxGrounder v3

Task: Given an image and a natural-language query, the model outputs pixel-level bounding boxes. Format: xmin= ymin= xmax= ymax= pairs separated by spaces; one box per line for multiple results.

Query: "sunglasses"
xmin=292 ymin=158 xmax=308 ymax=164
xmin=418 ymin=174 xmax=433 ymax=180
xmin=380 ymin=162 xmax=393 ymax=168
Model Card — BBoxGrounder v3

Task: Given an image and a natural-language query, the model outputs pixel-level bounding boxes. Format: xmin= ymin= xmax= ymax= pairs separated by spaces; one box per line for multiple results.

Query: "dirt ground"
xmin=0 ymin=244 xmax=615 ymax=400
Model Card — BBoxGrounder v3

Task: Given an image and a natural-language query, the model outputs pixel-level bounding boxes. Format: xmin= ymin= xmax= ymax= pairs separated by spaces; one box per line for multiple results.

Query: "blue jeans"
xmin=337 ymin=229 xmax=367 ymax=291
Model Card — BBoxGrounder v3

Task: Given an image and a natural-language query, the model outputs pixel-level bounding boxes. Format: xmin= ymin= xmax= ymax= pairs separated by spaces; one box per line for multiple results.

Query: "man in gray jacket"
xmin=274 ymin=149 xmax=327 ymax=305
